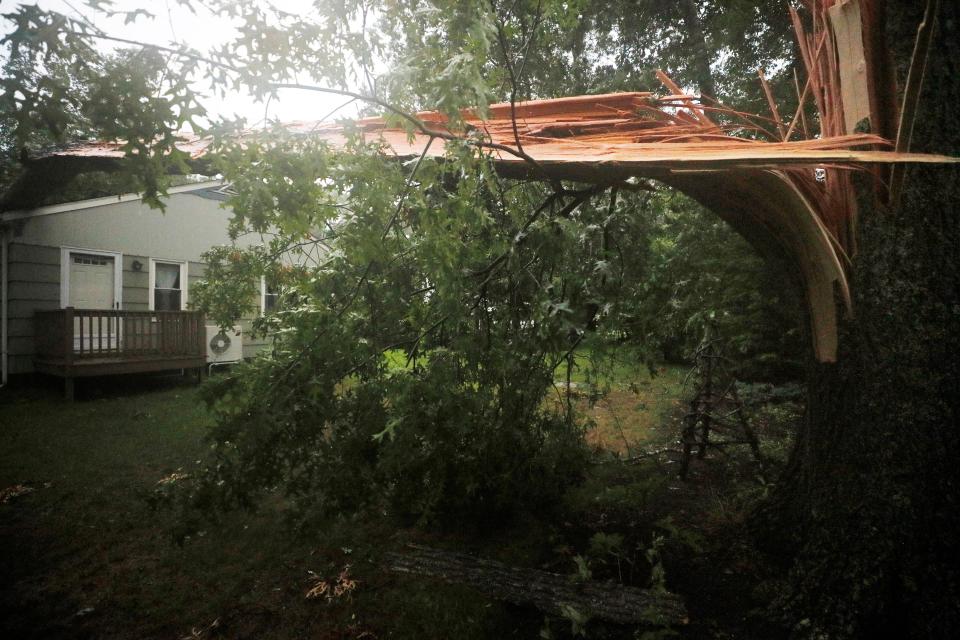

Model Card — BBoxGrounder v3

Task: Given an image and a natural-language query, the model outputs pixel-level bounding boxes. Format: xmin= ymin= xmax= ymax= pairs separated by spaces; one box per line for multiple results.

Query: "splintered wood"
xmin=30 ymin=1 xmax=959 ymax=362
xmin=829 ymin=0 xmax=871 ymax=134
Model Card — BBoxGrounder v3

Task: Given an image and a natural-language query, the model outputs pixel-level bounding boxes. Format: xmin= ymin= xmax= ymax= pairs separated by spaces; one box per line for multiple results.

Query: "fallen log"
xmin=383 ymin=544 xmax=687 ymax=627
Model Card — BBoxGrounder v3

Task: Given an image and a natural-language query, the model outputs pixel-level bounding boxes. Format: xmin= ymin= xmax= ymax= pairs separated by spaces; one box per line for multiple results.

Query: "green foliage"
xmin=3 ymin=0 xmax=805 ymax=538
xmin=1 ymin=7 xmax=205 ymax=206
xmin=621 ymin=190 xmax=804 ymax=380
xmin=178 ymin=130 xmax=610 ymax=529
xmin=10 ymin=2 xmax=957 ymax=637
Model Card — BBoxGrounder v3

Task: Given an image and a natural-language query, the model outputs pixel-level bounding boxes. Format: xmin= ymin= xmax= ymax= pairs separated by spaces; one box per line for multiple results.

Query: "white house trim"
xmin=1 ymin=180 xmax=227 ymax=221
xmin=260 ymin=275 xmax=267 ymax=313
xmin=59 ymin=246 xmax=123 ymax=309
xmin=148 ymin=258 xmax=189 ymax=311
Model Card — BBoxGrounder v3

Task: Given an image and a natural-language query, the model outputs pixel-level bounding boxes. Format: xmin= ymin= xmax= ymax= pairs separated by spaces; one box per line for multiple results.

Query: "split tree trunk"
xmin=766 ymin=2 xmax=960 ymax=637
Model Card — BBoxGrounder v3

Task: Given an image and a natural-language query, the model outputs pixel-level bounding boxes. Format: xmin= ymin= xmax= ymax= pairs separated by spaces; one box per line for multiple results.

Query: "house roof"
xmin=0 ymin=179 xmax=227 ymax=221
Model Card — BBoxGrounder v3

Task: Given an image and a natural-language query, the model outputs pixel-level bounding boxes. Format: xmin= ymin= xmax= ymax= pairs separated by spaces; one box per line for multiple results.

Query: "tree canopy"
xmin=10 ymin=0 xmax=909 ymax=632
xmin=1 ymin=0 xmax=806 ymax=520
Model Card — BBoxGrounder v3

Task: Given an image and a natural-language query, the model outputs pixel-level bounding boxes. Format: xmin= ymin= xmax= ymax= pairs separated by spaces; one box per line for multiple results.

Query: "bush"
xmin=179 ymin=346 xmax=588 ymax=532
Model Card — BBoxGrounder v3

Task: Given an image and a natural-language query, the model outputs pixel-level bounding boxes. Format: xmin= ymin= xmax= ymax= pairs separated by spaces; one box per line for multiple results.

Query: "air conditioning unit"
xmin=205 ymin=325 xmax=243 ymax=364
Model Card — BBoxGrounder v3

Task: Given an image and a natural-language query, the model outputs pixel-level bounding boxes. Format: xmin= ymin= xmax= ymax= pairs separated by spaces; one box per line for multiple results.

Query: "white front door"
xmin=68 ymin=252 xmax=118 ymax=352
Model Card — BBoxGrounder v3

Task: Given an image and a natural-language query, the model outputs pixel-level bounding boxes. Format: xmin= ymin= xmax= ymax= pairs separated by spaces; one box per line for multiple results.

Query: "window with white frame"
xmin=261 ymin=275 xmax=279 ymax=313
xmin=150 ymin=260 xmax=188 ymax=311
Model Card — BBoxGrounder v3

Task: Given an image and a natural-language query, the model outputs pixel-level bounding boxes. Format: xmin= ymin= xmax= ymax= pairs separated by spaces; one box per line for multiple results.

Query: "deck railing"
xmin=34 ymin=308 xmax=206 ymax=363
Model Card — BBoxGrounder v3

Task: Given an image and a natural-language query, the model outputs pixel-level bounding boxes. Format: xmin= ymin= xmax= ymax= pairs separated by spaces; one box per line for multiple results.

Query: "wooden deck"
xmin=34 ymin=308 xmax=207 ymax=399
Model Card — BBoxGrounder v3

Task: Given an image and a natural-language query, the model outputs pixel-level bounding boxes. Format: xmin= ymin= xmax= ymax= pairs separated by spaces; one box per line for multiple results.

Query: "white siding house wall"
xmin=1 ymin=185 xmax=271 ymax=376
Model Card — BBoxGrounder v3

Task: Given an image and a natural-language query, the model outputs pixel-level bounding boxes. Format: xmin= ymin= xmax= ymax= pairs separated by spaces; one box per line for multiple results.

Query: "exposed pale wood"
xmin=829 ymin=0 xmax=871 ymax=134
xmin=787 ymin=69 xmax=811 ymax=141
xmin=385 ymin=544 xmax=687 ymax=627
xmin=757 ymin=68 xmax=787 ymax=140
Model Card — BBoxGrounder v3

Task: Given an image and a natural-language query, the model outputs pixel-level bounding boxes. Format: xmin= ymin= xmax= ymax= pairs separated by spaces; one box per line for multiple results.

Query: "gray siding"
xmin=8 ymin=242 xmax=60 ymax=266
xmin=122 ymin=254 xmax=149 ymax=310
xmin=5 ymin=240 xmax=270 ymax=374
xmin=3 ymin=189 xmax=281 ymax=375
xmin=6 ymin=242 xmax=59 ymax=374
xmin=10 ymin=190 xmax=266 ymax=258
xmin=240 ymin=318 xmax=270 ymax=359
xmin=187 ymin=260 xmax=206 ymax=282
xmin=9 ymin=299 xmax=60 ymax=317
xmin=8 ymin=261 xmax=59 ymax=283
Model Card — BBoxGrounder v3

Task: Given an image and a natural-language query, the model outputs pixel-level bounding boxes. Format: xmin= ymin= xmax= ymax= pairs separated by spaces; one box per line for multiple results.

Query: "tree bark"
xmin=678 ymin=0 xmax=717 ymax=99
xmin=765 ymin=2 xmax=960 ymax=637
xmin=384 ymin=544 xmax=688 ymax=627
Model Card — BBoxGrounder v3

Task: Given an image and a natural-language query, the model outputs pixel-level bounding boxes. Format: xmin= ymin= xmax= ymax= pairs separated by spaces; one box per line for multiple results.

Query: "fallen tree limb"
xmin=383 ymin=544 xmax=687 ymax=627
xmin=624 ymin=447 xmax=678 ymax=463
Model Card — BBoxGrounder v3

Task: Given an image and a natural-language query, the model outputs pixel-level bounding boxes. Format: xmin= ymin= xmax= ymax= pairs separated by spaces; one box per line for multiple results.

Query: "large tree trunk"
xmin=767 ymin=2 xmax=960 ymax=636
xmin=678 ymin=0 xmax=718 ymax=99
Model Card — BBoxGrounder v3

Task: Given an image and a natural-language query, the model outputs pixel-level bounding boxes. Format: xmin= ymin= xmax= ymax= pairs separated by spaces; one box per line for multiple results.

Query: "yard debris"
xmin=156 ymin=470 xmax=190 ymax=486
xmin=305 ymin=564 xmax=358 ymax=601
xmin=180 ymin=617 xmax=220 ymax=640
xmin=0 ymin=483 xmax=35 ymax=504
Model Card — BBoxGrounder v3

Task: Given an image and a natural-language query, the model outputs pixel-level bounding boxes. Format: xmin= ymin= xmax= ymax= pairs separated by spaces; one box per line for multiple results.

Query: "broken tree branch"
xmin=384 ymin=544 xmax=688 ymax=627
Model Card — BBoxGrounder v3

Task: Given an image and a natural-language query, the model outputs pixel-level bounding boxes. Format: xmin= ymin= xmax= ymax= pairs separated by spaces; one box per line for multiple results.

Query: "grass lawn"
xmin=576 ymin=366 xmax=687 ymax=455
xmin=0 ymin=376 xmax=334 ymax=639
xmin=0 ymin=366 xmax=794 ymax=639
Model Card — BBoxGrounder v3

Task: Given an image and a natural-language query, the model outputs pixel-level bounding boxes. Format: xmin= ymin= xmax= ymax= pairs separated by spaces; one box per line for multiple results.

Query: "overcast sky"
xmin=8 ymin=0 xmax=356 ymax=127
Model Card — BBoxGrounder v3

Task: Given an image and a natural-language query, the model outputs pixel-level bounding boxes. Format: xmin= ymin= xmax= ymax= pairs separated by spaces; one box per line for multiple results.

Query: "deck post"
xmin=63 ymin=307 xmax=75 ymax=400
xmin=63 ymin=307 xmax=74 ymax=366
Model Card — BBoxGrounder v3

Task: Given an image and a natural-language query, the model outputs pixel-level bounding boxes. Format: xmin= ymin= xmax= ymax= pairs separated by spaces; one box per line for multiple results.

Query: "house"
xmin=0 ymin=180 xmax=272 ymax=397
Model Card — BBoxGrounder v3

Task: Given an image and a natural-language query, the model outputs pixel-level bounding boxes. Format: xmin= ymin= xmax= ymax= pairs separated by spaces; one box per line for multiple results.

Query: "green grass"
xmin=576 ymin=365 xmax=687 ymax=454
xmin=548 ymin=349 xmax=689 ymax=455
xmin=0 ymin=378 xmax=333 ymax=639
xmin=0 ymin=365 xmax=787 ymax=639
xmin=383 ymin=346 xmax=690 ymax=455
xmin=0 ymin=377 xmax=570 ymax=639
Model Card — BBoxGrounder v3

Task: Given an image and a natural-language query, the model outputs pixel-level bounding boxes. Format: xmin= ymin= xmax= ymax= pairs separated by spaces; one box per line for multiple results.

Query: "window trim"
xmin=148 ymin=258 xmax=189 ymax=311
xmin=260 ymin=275 xmax=279 ymax=314
xmin=59 ymin=246 xmax=123 ymax=309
